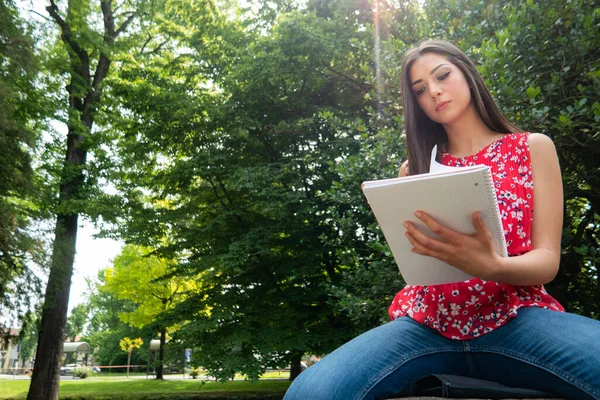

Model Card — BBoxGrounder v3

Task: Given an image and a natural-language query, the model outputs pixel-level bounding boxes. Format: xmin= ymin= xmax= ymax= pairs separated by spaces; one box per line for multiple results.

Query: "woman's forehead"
xmin=409 ymin=53 xmax=452 ymax=80
xmin=411 ymin=53 xmax=451 ymax=72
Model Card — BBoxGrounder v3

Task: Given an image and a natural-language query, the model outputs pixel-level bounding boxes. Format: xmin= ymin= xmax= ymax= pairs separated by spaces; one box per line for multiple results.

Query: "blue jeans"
xmin=283 ymin=307 xmax=600 ymax=400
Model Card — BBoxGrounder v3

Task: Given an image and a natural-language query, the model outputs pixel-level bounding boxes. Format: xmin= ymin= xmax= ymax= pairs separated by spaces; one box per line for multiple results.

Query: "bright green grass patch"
xmin=0 ymin=379 xmax=291 ymax=399
xmin=258 ymin=371 xmax=290 ymax=380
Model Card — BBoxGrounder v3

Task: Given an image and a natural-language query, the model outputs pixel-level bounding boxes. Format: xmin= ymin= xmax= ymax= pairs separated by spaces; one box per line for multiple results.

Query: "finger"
xmin=406 ymin=231 xmax=446 ymax=260
xmin=414 ymin=211 xmax=457 ymax=241
xmin=472 ymin=212 xmax=493 ymax=243
xmin=404 ymin=221 xmax=454 ymax=254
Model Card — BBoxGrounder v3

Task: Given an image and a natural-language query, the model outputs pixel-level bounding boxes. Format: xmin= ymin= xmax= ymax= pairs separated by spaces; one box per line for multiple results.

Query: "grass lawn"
xmin=0 ymin=379 xmax=291 ymax=400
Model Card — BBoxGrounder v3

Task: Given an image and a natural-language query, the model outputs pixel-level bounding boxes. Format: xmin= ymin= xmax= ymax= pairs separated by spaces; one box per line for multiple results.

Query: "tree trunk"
xmin=26 ymin=216 xmax=78 ymax=400
xmin=156 ymin=328 xmax=166 ymax=379
xmin=127 ymin=352 xmax=131 ymax=378
xmin=26 ymin=0 xmax=132 ymax=398
xmin=289 ymin=352 xmax=303 ymax=381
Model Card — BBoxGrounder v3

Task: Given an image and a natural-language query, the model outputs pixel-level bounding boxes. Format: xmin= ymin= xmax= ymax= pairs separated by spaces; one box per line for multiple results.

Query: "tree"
xmin=119 ymin=337 xmax=143 ymax=378
xmin=103 ymin=245 xmax=196 ymax=379
xmin=27 ymin=0 xmax=158 ymax=398
xmin=0 ymin=0 xmax=46 ymax=331
xmin=109 ymin=2 xmax=380 ymax=380
xmin=17 ymin=313 xmax=40 ymax=369
xmin=81 ymin=270 xmax=146 ymax=369
xmin=65 ymin=304 xmax=88 ymax=342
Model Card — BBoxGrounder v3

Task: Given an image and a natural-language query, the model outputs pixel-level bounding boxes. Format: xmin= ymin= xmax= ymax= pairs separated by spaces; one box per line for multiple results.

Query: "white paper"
xmin=429 ymin=145 xmax=465 ymax=173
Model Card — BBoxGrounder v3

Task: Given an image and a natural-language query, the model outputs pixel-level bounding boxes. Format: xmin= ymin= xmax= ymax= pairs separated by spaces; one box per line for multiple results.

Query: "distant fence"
xmin=0 ymin=365 xmax=147 ymax=376
xmin=1 ymin=366 xmax=292 ymax=378
xmin=0 ymin=367 xmax=31 ymax=375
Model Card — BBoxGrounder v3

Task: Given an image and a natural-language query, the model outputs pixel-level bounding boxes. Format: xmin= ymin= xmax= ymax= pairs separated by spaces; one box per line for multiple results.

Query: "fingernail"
xmin=403 ymin=222 xmax=409 ymax=229
xmin=415 ymin=211 xmax=422 ymax=218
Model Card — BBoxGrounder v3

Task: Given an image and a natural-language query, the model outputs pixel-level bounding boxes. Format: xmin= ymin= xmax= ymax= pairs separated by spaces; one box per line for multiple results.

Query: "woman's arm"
xmin=492 ymin=133 xmax=563 ymax=285
xmin=403 ymin=133 xmax=563 ymax=285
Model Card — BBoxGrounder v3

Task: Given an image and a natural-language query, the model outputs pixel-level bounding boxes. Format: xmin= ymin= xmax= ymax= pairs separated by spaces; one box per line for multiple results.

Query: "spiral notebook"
xmin=361 ymin=146 xmax=507 ymax=285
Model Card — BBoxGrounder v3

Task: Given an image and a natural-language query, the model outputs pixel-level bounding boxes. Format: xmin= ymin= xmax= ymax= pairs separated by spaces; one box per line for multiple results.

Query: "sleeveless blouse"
xmin=388 ymin=132 xmax=564 ymax=340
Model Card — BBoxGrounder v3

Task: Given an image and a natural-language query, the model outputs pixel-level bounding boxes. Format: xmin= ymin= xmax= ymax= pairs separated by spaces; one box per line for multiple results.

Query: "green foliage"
xmin=189 ymin=367 xmax=201 ymax=379
xmin=100 ymin=0 xmax=600 ymax=381
xmin=100 ymin=245 xmax=197 ymax=378
xmin=83 ymin=270 xmax=148 ymax=367
xmin=66 ymin=304 xmax=89 ymax=341
xmin=104 ymin=245 xmax=196 ymax=329
xmin=0 ymin=0 xmax=46 ymax=328
xmin=6 ymin=0 xmax=599 ymax=385
xmin=16 ymin=312 xmax=40 ymax=365
xmin=109 ymin=1 xmax=381 ymax=380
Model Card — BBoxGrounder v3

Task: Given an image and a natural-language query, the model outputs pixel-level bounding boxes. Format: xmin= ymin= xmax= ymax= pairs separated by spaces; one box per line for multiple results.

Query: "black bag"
xmin=410 ymin=374 xmax=560 ymax=398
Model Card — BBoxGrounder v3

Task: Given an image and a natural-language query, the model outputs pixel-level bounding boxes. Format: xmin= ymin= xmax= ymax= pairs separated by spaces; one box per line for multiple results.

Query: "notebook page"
xmin=429 ymin=145 xmax=465 ymax=173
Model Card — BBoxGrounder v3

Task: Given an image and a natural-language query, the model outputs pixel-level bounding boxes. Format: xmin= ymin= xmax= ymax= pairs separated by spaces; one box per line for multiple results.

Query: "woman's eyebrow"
xmin=411 ymin=63 xmax=450 ymax=86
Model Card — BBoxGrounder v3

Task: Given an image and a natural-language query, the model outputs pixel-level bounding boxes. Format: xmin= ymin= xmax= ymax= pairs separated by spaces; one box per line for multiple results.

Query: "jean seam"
xmin=353 ymin=346 xmax=461 ymax=400
xmin=462 ymin=341 xmax=476 ymax=377
xmin=470 ymin=346 xmax=599 ymax=398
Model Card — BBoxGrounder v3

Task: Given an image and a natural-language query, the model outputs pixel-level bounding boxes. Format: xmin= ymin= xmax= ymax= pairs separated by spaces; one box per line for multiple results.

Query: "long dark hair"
xmin=401 ymin=40 xmax=520 ymax=175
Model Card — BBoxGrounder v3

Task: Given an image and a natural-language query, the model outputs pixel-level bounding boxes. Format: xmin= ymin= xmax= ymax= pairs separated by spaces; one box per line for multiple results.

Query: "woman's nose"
xmin=428 ymin=83 xmax=442 ymax=98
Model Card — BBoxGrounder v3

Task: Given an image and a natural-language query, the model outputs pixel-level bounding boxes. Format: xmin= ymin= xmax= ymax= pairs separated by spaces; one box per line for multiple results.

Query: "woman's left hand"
xmin=403 ymin=211 xmax=503 ymax=281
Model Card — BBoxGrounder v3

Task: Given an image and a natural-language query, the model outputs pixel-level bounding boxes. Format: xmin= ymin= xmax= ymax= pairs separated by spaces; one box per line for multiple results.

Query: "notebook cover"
xmin=362 ymin=166 xmax=506 ymax=285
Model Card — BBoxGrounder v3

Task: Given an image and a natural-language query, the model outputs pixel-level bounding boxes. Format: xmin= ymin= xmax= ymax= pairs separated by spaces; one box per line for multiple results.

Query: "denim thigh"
xmin=283 ymin=317 xmax=468 ymax=400
xmin=284 ymin=308 xmax=600 ymax=400
xmin=468 ymin=307 xmax=600 ymax=400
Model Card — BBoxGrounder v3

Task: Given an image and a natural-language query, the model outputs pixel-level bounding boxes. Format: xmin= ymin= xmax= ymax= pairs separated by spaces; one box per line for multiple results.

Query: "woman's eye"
xmin=415 ymin=87 xmax=426 ymax=96
xmin=437 ymin=72 xmax=450 ymax=81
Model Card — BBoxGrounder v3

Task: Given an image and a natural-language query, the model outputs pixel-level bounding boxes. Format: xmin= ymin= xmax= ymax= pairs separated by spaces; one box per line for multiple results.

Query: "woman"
xmin=283 ymin=40 xmax=600 ymax=400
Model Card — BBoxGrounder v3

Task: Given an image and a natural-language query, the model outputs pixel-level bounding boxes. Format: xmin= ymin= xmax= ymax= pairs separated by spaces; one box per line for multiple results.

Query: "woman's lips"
xmin=436 ymin=101 xmax=451 ymax=111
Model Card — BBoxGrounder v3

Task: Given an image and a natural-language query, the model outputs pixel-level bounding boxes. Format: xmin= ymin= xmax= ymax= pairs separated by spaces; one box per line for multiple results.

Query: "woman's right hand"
xmin=398 ymin=160 xmax=409 ymax=177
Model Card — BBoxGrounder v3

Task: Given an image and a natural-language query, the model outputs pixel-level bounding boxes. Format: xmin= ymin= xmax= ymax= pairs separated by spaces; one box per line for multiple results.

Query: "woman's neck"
xmin=442 ymin=106 xmax=503 ymax=158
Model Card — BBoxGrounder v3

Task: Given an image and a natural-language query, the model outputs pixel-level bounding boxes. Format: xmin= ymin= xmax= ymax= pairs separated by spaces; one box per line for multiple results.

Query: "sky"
xmin=69 ymin=223 xmax=123 ymax=310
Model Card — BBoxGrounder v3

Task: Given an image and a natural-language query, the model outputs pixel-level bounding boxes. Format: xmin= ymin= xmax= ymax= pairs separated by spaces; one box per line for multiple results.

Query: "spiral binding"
xmin=483 ymin=166 xmax=508 ymax=257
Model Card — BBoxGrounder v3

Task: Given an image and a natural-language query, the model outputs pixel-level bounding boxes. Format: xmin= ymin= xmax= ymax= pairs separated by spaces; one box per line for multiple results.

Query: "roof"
xmin=63 ymin=342 xmax=90 ymax=353
xmin=149 ymin=339 xmax=169 ymax=351
xmin=0 ymin=328 xmax=20 ymax=337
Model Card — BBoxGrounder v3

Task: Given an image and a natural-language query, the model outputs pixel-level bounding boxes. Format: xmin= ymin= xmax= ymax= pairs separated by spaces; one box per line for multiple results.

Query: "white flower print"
xmin=450 ymin=303 xmax=461 ymax=316
xmin=437 ymin=303 xmax=448 ymax=316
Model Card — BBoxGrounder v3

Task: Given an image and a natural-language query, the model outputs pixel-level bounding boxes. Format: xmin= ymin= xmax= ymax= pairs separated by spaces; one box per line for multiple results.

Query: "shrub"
xmin=72 ymin=367 xmax=89 ymax=379
xmin=189 ymin=367 xmax=202 ymax=379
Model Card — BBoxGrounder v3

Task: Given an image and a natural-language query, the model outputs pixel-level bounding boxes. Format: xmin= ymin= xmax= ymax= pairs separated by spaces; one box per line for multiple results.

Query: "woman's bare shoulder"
xmin=528 ymin=132 xmax=556 ymax=151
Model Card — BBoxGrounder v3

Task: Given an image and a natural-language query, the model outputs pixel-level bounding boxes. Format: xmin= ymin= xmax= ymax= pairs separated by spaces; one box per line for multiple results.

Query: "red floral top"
xmin=388 ymin=132 xmax=564 ymax=340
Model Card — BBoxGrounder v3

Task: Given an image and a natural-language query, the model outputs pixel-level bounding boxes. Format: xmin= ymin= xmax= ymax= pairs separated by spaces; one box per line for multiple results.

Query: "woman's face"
xmin=408 ymin=52 xmax=473 ymax=126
